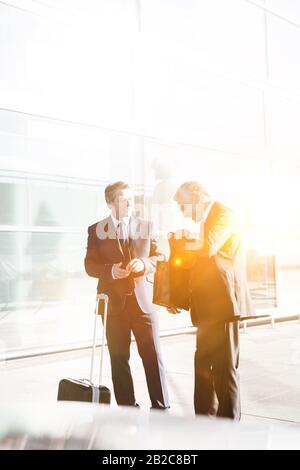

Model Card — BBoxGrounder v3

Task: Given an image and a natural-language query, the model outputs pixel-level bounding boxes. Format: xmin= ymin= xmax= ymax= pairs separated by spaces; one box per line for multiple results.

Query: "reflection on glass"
xmin=0 ymin=183 xmax=28 ymax=225
xmin=246 ymin=250 xmax=277 ymax=309
xmin=0 ymin=231 xmax=88 ymax=305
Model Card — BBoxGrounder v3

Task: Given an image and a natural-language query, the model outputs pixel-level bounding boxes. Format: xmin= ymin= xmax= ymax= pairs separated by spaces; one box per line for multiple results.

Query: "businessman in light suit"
xmin=168 ymin=181 xmax=254 ymax=420
xmin=84 ymin=181 xmax=170 ymax=409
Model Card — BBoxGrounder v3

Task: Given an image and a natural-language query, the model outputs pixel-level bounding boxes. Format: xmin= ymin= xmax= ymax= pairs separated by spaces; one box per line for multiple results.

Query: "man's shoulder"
xmin=208 ymin=202 xmax=239 ymax=229
xmin=88 ymin=222 xmax=98 ymax=232
xmin=211 ymin=201 xmax=236 ymax=218
xmin=88 ymin=217 xmax=112 ymax=235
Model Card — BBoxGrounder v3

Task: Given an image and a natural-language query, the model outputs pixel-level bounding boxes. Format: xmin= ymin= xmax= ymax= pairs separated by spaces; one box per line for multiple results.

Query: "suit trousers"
xmin=106 ymin=293 xmax=170 ymax=409
xmin=194 ymin=320 xmax=241 ymax=420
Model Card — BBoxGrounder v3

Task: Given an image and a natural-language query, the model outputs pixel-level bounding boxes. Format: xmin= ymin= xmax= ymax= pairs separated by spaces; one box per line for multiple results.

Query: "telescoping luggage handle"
xmin=89 ymin=293 xmax=109 ymax=388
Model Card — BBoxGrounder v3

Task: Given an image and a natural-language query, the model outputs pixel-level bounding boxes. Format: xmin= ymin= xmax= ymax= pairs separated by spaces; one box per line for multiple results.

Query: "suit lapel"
xmin=104 ymin=215 xmax=124 ymax=257
xmin=100 ymin=216 xmax=142 ymax=259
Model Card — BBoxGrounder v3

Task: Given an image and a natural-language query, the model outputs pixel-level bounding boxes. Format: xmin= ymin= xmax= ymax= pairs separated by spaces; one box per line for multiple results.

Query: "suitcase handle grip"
xmin=89 ymin=294 xmax=109 ymax=386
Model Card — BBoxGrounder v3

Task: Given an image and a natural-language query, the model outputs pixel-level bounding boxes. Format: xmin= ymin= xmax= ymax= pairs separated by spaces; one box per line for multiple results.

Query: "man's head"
xmin=174 ymin=181 xmax=211 ymax=222
xmin=105 ymin=181 xmax=134 ymax=220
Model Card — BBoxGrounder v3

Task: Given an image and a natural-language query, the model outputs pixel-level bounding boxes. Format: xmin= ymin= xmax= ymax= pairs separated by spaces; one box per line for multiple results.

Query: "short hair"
xmin=104 ymin=181 xmax=130 ymax=204
xmin=174 ymin=181 xmax=210 ymax=203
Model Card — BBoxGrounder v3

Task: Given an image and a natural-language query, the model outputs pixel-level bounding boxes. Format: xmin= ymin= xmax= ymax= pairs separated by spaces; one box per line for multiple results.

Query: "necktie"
xmin=117 ymin=221 xmax=131 ymax=264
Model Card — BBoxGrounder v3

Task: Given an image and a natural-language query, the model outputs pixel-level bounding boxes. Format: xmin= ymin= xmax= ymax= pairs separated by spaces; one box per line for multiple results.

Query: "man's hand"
xmin=112 ymin=262 xmax=130 ymax=279
xmin=126 ymin=258 xmax=145 ymax=274
xmin=167 ymin=307 xmax=182 ymax=314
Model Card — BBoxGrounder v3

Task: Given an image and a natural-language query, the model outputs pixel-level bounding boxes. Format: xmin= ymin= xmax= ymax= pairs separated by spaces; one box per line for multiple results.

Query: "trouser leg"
xmin=212 ymin=321 xmax=241 ymax=420
xmin=106 ymin=308 xmax=136 ymax=406
xmin=130 ymin=295 xmax=170 ymax=409
xmin=194 ymin=324 xmax=218 ymax=415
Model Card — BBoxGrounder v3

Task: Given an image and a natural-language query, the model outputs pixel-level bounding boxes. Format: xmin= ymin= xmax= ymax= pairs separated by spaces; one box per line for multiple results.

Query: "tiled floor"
xmin=1 ymin=321 xmax=300 ymax=426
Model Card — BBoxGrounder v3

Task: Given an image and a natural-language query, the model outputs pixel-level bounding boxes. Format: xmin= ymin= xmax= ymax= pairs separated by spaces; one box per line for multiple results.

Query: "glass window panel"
xmin=266 ymin=92 xmax=300 ymax=162
xmin=0 ymin=3 xmax=133 ymax=126
xmin=135 ymin=45 xmax=265 ymax=155
xmin=0 ymin=231 xmax=88 ymax=301
xmin=271 ymin=162 xmax=300 ymax=312
xmin=268 ymin=13 xmax=300 ymax=93
xmin=52 ymin=0 xmax=137 ymax=33
xmin=0 ymin=182 xmax=28 ymax=225
xmin=140 ymin=0 xmax=266 ymax=79
xmin=0 ymin=109 xmax=28 ymax=135
xmin=109 ymin=133 xmax=142 ymax=184
xmin=144 ymin=139 xmax=269 ymax=211
xmin=0 ymin=110 xmax=112 ymax=179
xmin=0 ymin=231 xmax=96 ymax=355
xmin=29 ymin=183 xmax=100 ymax=227
xmin=267 ymin=0 xmax=300 ymax=25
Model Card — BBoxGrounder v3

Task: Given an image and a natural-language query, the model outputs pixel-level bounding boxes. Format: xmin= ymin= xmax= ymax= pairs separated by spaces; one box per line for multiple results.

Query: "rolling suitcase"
xmin=57 ymin=293 xmax=111 ymax=405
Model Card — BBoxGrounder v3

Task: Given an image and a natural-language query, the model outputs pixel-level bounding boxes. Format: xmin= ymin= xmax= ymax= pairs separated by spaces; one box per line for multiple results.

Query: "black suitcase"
xmin=57 ymin=294 xmax=111 ymax=405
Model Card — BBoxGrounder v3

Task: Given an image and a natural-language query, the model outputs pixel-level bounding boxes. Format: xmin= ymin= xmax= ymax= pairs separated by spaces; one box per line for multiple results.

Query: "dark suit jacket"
xmin=188 ymin=202 xmax=254 ymax=325
xmin=84 ymin=216 xmax=164 ymax=315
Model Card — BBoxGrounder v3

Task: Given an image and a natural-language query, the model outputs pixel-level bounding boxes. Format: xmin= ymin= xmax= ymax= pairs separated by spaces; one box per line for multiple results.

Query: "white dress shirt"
xmin=110 ymin=214 xmax=130 ymax=239
xmin=110 ymin=214 xmax=130 ymax=279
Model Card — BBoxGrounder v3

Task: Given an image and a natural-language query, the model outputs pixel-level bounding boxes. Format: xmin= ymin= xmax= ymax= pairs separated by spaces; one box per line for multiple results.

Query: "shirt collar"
xmin=110 ymin=214 xmax=130 ymax=228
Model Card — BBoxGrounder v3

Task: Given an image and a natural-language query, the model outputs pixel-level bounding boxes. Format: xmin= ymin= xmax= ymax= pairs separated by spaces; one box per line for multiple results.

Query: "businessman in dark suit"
xmin=168 ymin=181 xmax=253 ymax=420
xmin=84 ymin=181 xmax=170 ymax=409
